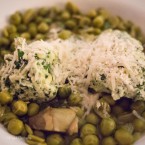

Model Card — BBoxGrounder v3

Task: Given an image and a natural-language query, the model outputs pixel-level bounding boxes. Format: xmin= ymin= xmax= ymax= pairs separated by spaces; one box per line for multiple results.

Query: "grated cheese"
xmin=0 ymin=30 xmax=145 ymax=108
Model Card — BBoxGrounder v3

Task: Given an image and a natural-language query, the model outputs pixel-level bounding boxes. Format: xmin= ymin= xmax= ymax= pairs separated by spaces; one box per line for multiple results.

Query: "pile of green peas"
xmin=1 ymin=85 xmax=145 ymax=145
xmin=0 ymin=2 xmax=145 ymax=63
xmin=0 ymin=2 xmax=145 ymax=145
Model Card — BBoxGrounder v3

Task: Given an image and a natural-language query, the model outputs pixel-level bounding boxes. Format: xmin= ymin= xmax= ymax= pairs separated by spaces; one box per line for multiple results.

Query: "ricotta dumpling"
xmin=0 ymin=30 xmax=145 ymax=104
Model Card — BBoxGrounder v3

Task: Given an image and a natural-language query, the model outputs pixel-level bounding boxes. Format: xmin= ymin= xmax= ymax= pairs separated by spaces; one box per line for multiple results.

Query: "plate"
xmin=0 ymin=0 xmax=145 ymax=144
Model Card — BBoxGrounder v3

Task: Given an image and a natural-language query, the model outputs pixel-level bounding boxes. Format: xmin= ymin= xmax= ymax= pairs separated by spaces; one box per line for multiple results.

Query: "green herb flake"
xmin=43 ymin=64 xmax=51 ymax=72
xmin=35 ymin=54 xmax=39 ymax=59
xmin=142 ymin=67 xmax=145 ymax=72
xmin=100 ymin=74 xmax=106 ymax=80
xmin=14 ymin=60 xmax=21 ymax=69
xmin=18 ymin=49 xmax=24 ymax=60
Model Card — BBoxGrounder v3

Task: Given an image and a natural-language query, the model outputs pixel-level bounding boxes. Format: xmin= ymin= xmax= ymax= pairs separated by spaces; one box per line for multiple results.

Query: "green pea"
xmin=46 ymin=134 xmax=64 ymax=145
xmin=58 ymin=30 xmax=72 ymax=40
xmin=38 ymin=22 xmax=49 ymax=33
xmin=70 ymin=138 xmax=83 ymax=145
xmin=0 ymin=37 xmax=9 ymax=46
xmin=109 ymin=16 xmax=120 ymax=29
xmin=28 ymin=22 xmax=37 ymax=28
xmin=66 ymin=2 xmax=79 ymax=14
xmin=131 ymin=100 xmax=145 ymax=114
xmin=87 ymin=10 xmax=97 ymax=18
xmin=7 ymin=25 xmax=17 ymax=34
xmin=61 ymin=11 xmax=71 ymax=20
xmin=44 ymin=18 xmax=53 ymax=24
xmin=75 ymin=107 xmax=84 ymax=118
xmin=1 ymin=112 xmax=17 ymax=124
xmin=93 ymin=16 xmax=104 ymax=28
xmin=98 ymin=8 xmax=109 ymax=19
xmin=115 ymin=129 xmax=133 ymax=145
xmin=83 ymin=135 xmax=99 ymax=145
xmin=80 ymin=123 xmax=97 ymax=137
xmin=35 ymin=16 xmax=44 ymax=24
xmin=100 ymin=118 xmax=116 ymax=136
xmin=65 ymin=19 xmax=77 ymax=29
xmin=93 ymin=28 xmax=101 ymax=35
xmin=58 ymin=85 xmax=71 ymax=99
xmin=9 ymin=33 xmax=19 ymax=41
xmin=133 ymin=118 xmax=145 ymax=132
xmin=116 ymin=17 xmax=126 ymax=30
xmin=50 ymin=6 xmax=61 ymax=15
xmin=28 ymin=134 xmax=45 ymax=143
xmin=23 ymin=9 xmax=36 ymax=24
xmin=12 ymin=100 xmax=28 ymax=116
xmin=9 ymin=12 xmax=22 ymax=25
xmin=38 ymin=7 xmax=49 ymax=17
xmin=28 ymin=24 xmax=38 ymax=38
xmin=34 ymin=130 xmax=45 ymax=138
xmin=17 ymin=24 xmax=27 ymax=33
xmin=68 ymin=93 xmax=82 ymax=106
xmin=73 ymin=107 xmax=84 ymax=118
xmin=2 ymin=28 xmax=9 ymax=37
xmin=28 ymin=103 xmax=40 ymax=117
xmin=25 ymin=124 xmax=33 ymax=135
xmin=21 ymin=32 xmax=31 ymax=40
xmin=7 ymin=118 xmax=24 ymax=135
xmin=35 ymin=34 xmax=46 ymax=40
xmin=79 ymin=17 xmax=91 ymax=27
xmin=102 ymin=137 xmax=117 ymax=145
xmin=0 ymin=91 xmax=13 ymax=105
xmin=86 ymin=113 xmax=99 ymax=125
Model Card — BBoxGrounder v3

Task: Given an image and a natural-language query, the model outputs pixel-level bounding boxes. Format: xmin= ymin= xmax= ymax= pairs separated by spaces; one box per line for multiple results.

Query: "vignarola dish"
xmin=0 ymin=2 xmax=145 ymax=145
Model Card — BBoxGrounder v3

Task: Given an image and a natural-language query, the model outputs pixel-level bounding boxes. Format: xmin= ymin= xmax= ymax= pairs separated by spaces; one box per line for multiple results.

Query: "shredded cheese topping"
xmin=0 ymin=30 xmax=145 ymax=105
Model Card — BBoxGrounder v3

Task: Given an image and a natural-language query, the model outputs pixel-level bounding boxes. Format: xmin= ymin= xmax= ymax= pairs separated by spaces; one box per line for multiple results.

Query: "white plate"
xmin=0 ymin=0 xmax=145 ymax=144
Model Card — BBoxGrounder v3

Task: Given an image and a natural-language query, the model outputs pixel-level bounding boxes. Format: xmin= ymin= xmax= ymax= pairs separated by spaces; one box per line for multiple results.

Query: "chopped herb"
xmin=18 ymin=49 xmax=24 ymax=60
xmin=43 ymin=64 xmax=51 ymax=72
xmin=136 ymin=91 xmax=141 ymax=96
xmin=23 ymin=59 xmax=28 ymax=65
xmin=42 ymin=61 xmax=45 ymax=65
xmin=100 ymin=74 xmax=106 ymax=80
xmin=35 ymin=54 xmax=39 ymax=59
xmin=136 ymin=84 xmax=144 ymax=89
xmin=14 ymin=60 xmax=21 ymax=69
xmin=142 ymin=67 xmax=145 ymax=72
xmin=5 ymin=77 xmax=11 ymax=87
xmin=118 ymin=66 xmax=124 ymax=68
xmin=14 ymin=59 xmax=27 ymax=69
xmin=45 ymin=75 xmax=48 ymax=78
xmin=47 ymin=52 xmax=50 ymax=55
